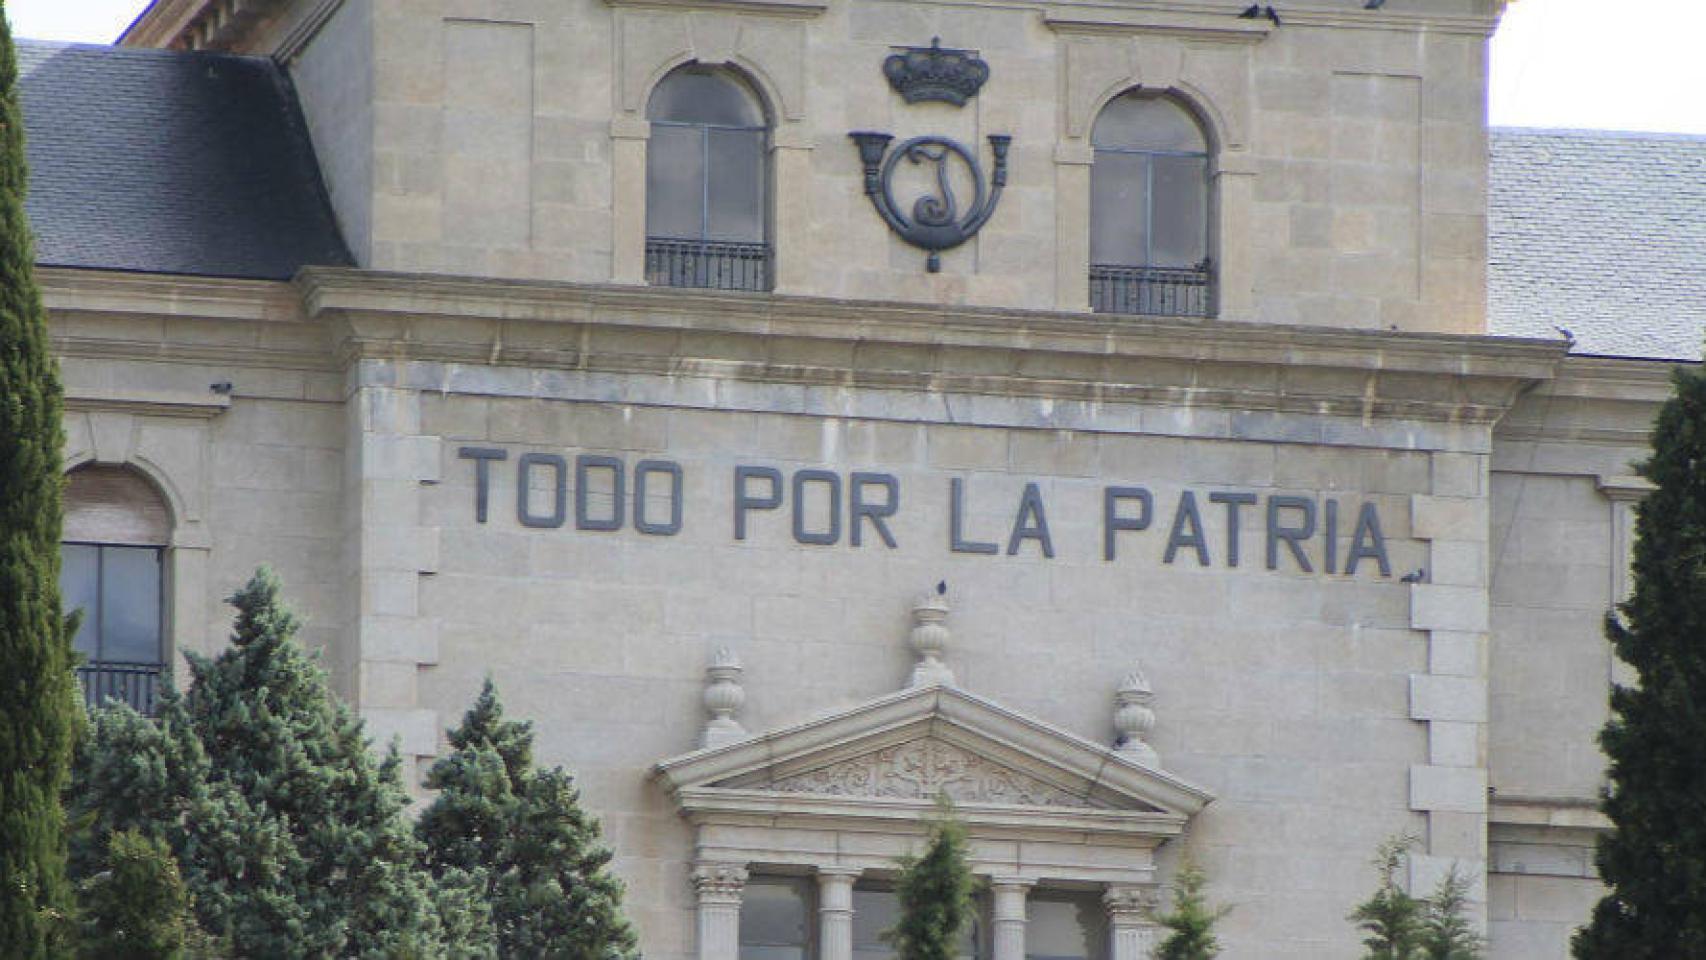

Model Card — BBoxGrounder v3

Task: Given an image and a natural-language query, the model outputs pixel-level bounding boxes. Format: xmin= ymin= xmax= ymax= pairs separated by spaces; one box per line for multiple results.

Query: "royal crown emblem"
xmin=882 ymin=38 xmax=989 ymax=107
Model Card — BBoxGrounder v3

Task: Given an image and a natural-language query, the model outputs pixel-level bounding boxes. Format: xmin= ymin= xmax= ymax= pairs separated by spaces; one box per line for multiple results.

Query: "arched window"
xmin=645 ymin=65 xmax=771 ymax=291
xmin=61 ymin=466 xmax=168 ymax=715
xmin=1089 ymin=92 xmax=1212 ymax=317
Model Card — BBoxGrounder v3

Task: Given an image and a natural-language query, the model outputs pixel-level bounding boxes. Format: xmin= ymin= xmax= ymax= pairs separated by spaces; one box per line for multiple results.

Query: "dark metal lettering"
xmin=1347 ymin=502 xmax=1391 ymax=577
xmin=634 ymin=460 xmax=683 ymax=536
xmin=1164 ymin=491 xmax=1210 ymax=566
xmin=949 ymin=477 xmax=998 ymax=554
xmin=516 ymin=453 xmax=567 ymax=529
xmin=1324 ymin=499 xmax=1339 ymax=574
xmin=458 ymin=447 xmax=507 ymax=524
xmin=1006 ymin=483 xmax=1054 ymax=558
xmin=574 ymin=455 xmax=625 ymax=531
xmin=734 ymin=466 xmax=784 ymax=540
xmin=850 ymin=472 xmax=900 ymax=548
xmin=1209 ymin=491 xmax=1257 ymax=568
xmin=792 ymin=470 xmax=843 ymax=546
xmin=1103 ymin=486 xmax=1153 ymax=561
xmin=1266 ymin=495 xmax=1316 ymax=572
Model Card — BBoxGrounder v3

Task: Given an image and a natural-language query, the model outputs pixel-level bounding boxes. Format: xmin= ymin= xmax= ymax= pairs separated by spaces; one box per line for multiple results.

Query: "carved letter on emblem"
xmin=849 ymin=132 xmax=1012 ymax=273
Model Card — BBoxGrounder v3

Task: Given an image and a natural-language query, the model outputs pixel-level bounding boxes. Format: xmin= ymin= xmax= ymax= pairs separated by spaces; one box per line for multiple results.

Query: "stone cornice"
xmin=300 ymin=267 xmax=1564 ymax=428
xmin=39 ymin=268 xmax=303 ymax=322
xmin=1496 ymin=355 xmax=1686 ymax=447
xmin=120 ymin=0 xmax=291 ymax=51
xmin=603 ymin=0 xmax=827 ymax=15
xmin=118 ymin=0 xmax=208 ymax=48
xmin=1042 ymin=6 xmax=1272 ymax=41
xmin=41 ymin=268 xmax=332 ymax=372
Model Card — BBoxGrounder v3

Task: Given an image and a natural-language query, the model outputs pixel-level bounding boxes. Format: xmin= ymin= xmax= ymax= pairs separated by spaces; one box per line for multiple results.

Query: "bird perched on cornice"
xmin=1266 ymin=6 xmax=1281 ymax=24
xmin=1238 ymin=4 xmax=1281 ymax=24
xmin=1365 ymin=0 xmax=1386 ymax=9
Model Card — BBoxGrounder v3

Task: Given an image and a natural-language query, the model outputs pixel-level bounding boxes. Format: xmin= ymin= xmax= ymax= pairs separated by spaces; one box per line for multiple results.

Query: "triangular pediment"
xmin=655 ymin=684 xmax=1212 ymax=825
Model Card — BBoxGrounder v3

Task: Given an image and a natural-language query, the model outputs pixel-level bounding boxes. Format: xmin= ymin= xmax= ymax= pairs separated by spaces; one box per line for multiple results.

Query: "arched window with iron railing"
xmin=1089 ymin=92 xmax=1213 ymax=317
xmin=645 ymin=64 xmax=772 ymax=292
xmin=61 ymin=465 xmax=169 ymax=716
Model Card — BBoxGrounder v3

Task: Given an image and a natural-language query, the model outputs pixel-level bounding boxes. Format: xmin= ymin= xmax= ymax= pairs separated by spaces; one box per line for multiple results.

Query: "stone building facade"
xmin=21 ymin=0 xmax=1704 ymax=955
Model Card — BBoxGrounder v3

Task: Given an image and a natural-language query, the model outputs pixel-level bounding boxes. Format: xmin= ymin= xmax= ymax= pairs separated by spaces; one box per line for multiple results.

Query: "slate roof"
xmin=1489 ymin=128 xmax=1706 ymax=361
xmin=16 ymin=41 xmax=351 ymax=280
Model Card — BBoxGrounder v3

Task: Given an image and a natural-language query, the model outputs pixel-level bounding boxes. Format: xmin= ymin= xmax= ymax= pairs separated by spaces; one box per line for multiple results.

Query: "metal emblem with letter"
xmin=850 ymin=39 xmax=1010 ymax=273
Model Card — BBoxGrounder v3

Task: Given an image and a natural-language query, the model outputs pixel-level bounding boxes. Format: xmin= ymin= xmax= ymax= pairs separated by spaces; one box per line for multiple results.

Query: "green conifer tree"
xmin=888 ymin=798 xmax=975 ymax=960
xmin=418 ymin=679 xmax=637 ymax=960
xmin=1574 ymin=365 xmax=1706 ymax=958
xmin=0 ymin=3 xmax=76 ymax=954
xmin=1349 ymin=836 xmax=1423 ymax=960
xmin=71 ymin=570 xmax=495 ymax=958
xmin=76 ymin=829 xmax=202 ymax=960
xmin=1418 ymin=866 xmax=1482 ymax=960
xmin=1154 ymin=861 xmax=1227 ymax=960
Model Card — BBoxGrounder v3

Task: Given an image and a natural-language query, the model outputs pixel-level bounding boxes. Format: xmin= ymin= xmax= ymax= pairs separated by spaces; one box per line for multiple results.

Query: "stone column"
xmin=693 ymin=862 xmax=749 ymax=960
xmin=769 ymin=125 xmax=815 ymax=296
xmin=817 ymin=868 xmax=860 ymax=960
xmin=609 ymin=117 xmax=650 ymax=284
xmin=1052 ymin=141 xmax=1094 ymax=312
xmin=1104 ymin=885 xmax=1161 ymax=960
xmin=990 ymin=878 xmax=1033 ymax=960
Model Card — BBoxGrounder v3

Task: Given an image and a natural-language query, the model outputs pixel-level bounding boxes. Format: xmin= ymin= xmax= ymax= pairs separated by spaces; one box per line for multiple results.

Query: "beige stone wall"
xmin=51 ymin=263 xmax=1656 ymax=959
xmin=43 ymin=271 xmax=352 ymax=691
xmin=291 ymin=0 xmax=375 ymax=265
xmin=265 ymin=0 xmax=1498 ymax=332
xmin=413 ymin=395 xmax=1436 ymax=958
xmin=294 ymin=267 xmax=1560 ymax=957
xmin=1481 ymin=357 xmax=1676 ymax=959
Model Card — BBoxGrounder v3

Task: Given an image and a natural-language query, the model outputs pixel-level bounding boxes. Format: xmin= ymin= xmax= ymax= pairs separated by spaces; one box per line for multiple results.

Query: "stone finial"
xmin=701 ymin=647 xmax=747 ymax=749
xmin=907 ymin=588 xmax=955 ymax=688
xmin=1112 ymin=667 xmax=1159 ymax=767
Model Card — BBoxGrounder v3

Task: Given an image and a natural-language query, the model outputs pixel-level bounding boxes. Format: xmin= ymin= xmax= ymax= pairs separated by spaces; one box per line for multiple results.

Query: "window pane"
xmin=1090 ymin=151 xmax=1148 ymax=265
xmin=647 ymin=124 xmax=706 ymax=239
xmin=1025 ymin=896 xmax=1105 ymax=960
xmin=741 ymin=879 xmax=809 ymax=959
xmin=648 ymin=68 xmax=764 ymax=127
xmin=99 ymin=546 xmax=161 ymax=664
xmin=1150 ymin=155 xmax=1207 ymax=267
xmin=1091 ymin=95 xmax=1206 ymax=153
xmin=61 ymin=543 xmax=99 ymax=658
xmin=706 ymin=127 xmax=766 ymax=242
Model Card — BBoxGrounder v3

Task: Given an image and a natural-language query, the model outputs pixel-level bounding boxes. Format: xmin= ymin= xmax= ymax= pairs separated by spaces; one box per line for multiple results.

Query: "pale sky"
xmin=6 ymin=0 xmax=1705 ymax=135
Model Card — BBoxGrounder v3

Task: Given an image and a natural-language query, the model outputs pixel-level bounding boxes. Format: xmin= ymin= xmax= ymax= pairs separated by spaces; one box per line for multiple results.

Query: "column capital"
xmin=692 ymin=862 xmax=750 ymax=904
xmin=1103 ymin=884 xmax=1161 ymax=924
xmin=989 ymin=876 xmax=1036 ymax=892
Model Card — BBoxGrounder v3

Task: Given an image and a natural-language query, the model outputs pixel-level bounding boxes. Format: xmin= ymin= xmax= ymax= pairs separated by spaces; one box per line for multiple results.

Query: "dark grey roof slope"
xmin=1490 ymin=128 xmax=1706 ymax=361
xmin=17 ymin=41 xmax=351 ymax=280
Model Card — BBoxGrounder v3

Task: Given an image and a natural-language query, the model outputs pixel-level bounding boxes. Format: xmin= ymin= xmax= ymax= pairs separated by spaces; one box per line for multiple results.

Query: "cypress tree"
xmin=418 ymin=679 xmax=637 ymax=960
xmin=1349 ymin=836 xmax=1423 ymax=960
xmin=0 ymin=2 xmax=76 ymax=954
xmin=1154 ymin=862 xmax=1227 ymax=960
xmin=1574 ymin=366 xmax=1706 ymax=958
xmin=888 ymin=797 xmax=975 ymax=960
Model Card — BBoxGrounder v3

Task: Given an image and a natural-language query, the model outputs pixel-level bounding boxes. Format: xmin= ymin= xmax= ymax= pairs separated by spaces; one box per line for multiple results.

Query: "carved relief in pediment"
xmin=765 ymin=738 xmax=1105 ymax=808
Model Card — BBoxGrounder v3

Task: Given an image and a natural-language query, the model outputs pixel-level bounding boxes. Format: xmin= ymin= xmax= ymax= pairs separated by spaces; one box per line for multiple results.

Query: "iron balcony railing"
xmin=1089 ymin=262 xmax=1214 ymax=318
xmin=646 ymin=238 xmax=771 ymax=292
xmin=77 ymin=661 xmax=166 ymax=717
